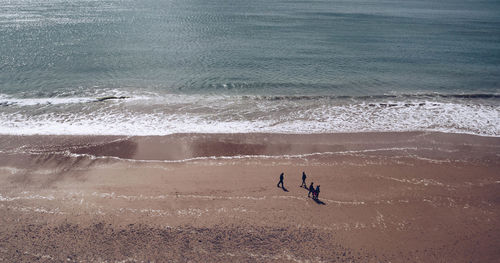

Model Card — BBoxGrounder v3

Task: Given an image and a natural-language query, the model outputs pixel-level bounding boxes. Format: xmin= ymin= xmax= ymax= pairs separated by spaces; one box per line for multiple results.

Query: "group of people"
xmin=277 ymin=172 xmax=321 ymax=200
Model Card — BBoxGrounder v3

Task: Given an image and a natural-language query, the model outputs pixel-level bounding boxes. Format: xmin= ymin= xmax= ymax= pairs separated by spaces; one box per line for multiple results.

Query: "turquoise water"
xmin=0 ymin=0 xmax=499 ymax=135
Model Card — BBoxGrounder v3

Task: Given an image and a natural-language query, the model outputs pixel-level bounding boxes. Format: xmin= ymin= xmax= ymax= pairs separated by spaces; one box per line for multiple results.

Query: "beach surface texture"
xmin=0 ymin=132 xmax=499 ymax=262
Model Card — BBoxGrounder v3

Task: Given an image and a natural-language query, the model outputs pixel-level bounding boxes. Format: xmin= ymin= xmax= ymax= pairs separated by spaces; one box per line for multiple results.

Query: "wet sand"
xmin=0 ymin=132 xmax=499 ymax=262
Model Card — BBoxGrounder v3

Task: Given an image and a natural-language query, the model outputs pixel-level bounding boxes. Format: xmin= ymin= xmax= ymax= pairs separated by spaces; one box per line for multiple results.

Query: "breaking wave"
xmin=0 ymin=92 xmax=498 ymax=136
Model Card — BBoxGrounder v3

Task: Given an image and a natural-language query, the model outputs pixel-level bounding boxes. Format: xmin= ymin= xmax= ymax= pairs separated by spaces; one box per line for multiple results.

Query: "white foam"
xmin=57 ymin=147 xmax=433 ymax=164
xmin=0 ymin=95 xmax=498 ymax=136
xmin=0 ymin=95 xmax=95 ymax=106
xmin=1 ymin=204 xmax=66 ymax=215
xmin=0 ymin=193 xmax=56 ymax=202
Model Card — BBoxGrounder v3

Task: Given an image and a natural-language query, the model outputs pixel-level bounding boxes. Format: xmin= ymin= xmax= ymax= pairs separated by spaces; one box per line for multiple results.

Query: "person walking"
xmin=314 ymin=185 xmax=321 ymax=200
xmin=277 ymin=172 xmax=284 ymax=188
xmin=300 ymin=171 xmax=307 ymax=188
xmin=308 ymin=182 xmax=314 ymax=197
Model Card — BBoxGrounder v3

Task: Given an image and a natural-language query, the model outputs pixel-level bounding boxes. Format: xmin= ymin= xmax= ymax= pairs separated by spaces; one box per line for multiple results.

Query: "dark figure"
xmin=313 ymin=185 xmax=321 ymax=200
xmin=308 ymin=182 xmax=314 ymax=197
xmin=277 ymin=173 xmax=284 ymax=188
xmin=300 ymin=172 xmax=307 ymax=188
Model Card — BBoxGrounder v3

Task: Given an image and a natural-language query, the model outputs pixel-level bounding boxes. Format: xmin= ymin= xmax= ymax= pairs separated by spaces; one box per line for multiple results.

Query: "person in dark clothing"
xmin=308 ymin=182 xmax=314 ymax=197
xmin=300 ymin=171 xmax=307 ymax=188
xmin=277 ymin=172 xmax=284 ymax=188
xmin=314 ymin=185 xmax=321 ymax=200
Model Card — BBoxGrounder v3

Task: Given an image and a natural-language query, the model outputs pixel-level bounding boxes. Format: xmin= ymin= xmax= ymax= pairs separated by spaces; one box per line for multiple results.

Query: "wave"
xmin=0 ymin=96 xmax=95 ymax=106
xmin=0 ymin=92 xmax=136 ymax=106
xmin=0 ymin=92 xmax=498 ymax=136
xmin=2 ymin=91 xmax=498 ymax=106
xmin=249 ymin=93 xmax=500 ymax=101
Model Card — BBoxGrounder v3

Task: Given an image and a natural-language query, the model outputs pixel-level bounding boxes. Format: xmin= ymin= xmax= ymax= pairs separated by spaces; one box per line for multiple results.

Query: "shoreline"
xmin=1 ymin=131 xmax=499 ymax=160
xmin=0 ymin=131 xmax=499 ymax=262
xmin=1 ymin=130 xmax=499 ymax=139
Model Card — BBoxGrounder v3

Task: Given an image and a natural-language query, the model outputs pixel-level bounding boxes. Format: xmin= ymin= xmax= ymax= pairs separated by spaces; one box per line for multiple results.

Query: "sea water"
xmin=0 ymin=0 xmax=499 ymax=136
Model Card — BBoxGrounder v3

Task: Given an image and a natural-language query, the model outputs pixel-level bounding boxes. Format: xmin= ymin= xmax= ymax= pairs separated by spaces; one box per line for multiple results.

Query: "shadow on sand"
xmin=313 ymin=198 xmax=325 ymax=205
xmin=301 ymin=185 xmax=326 ymax=205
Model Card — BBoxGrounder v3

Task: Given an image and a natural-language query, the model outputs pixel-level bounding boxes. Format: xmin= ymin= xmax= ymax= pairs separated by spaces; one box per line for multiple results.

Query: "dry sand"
xmin=0 ymin=132 xmax=499 ymax=262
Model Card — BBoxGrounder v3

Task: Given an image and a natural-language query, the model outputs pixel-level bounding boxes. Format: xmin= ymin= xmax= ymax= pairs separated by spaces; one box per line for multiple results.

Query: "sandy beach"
xmin=0 ymin=132 xmax=499 ymax=262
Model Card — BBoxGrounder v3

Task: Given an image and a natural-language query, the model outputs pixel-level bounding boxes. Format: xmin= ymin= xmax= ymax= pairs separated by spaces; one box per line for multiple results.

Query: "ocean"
xmin=0 ymin=0 xmax=499 ymax=136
